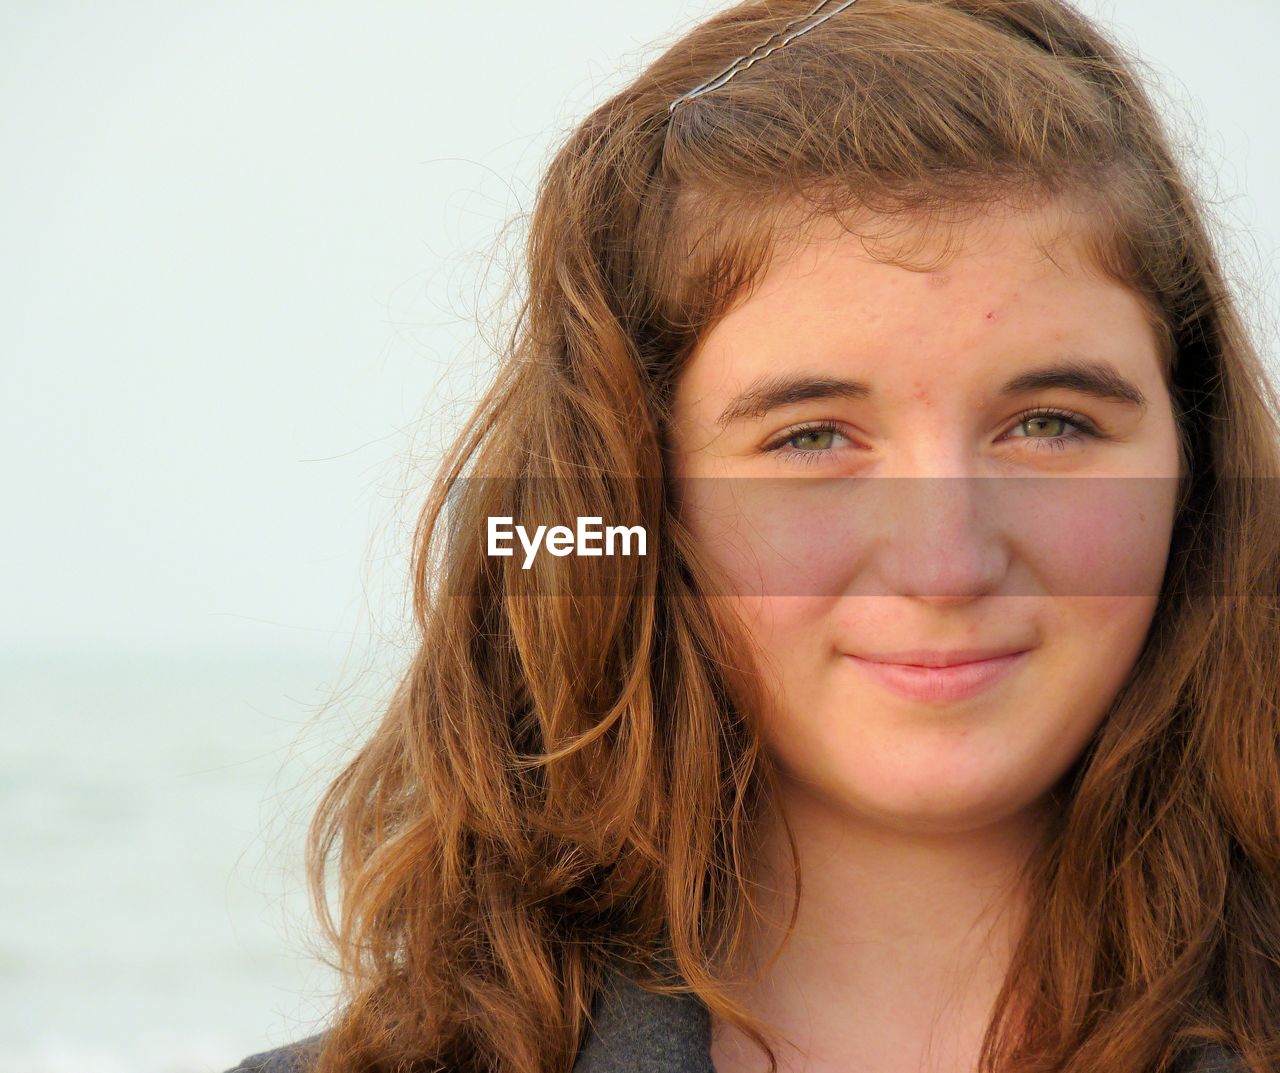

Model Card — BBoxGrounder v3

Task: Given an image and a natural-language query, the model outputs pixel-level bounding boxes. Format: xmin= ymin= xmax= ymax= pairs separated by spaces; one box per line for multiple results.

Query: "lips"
xmin=854 ymin=646 xmax=1031 ymax=668
xmin=844 ymin=650 xmax=1029 ymax=703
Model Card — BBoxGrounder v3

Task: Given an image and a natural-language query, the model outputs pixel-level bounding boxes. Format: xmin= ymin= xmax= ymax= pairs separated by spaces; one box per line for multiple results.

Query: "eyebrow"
xmin=713 ymin=357 xmax=1150 ymax=428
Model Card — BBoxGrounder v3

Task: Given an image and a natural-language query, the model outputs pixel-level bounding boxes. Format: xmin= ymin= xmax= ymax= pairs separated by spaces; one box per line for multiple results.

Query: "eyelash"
xmin=763 ymin=407 xmax=1103 ymax=467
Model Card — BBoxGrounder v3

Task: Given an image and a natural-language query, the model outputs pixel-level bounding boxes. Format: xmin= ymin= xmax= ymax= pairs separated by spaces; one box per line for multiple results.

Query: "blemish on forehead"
xmin=984 ymin=309 xmax=998 ymax=321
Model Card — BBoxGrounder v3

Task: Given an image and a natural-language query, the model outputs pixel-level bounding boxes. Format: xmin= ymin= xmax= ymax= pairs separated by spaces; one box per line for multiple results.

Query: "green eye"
xmin=765 ymin=421 xmax=850 ymax=466
xmin=1009 ymin=408 xmax=1101 ymax=452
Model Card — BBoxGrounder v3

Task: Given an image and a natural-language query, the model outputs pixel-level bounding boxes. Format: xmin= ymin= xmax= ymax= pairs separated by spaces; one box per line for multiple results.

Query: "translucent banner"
xmin=437 ymin=475 xmax=1252 ymax=598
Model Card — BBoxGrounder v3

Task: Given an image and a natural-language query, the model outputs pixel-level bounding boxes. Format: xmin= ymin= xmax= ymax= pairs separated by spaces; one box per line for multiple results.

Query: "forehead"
xmin=687 ymin=200 xmax=1150 ymax=362
xmin=735 ymin=199 xmax=1103 ymax=315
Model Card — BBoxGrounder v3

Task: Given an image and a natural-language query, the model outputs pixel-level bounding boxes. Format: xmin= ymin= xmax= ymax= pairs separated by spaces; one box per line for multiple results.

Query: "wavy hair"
xmin=302 ymin=2 xmax=1280 ymax=1070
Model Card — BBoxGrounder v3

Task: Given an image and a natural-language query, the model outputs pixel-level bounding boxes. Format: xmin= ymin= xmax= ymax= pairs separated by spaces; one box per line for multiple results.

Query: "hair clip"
xmin=668 ymin=0 xmax=861 ymax=114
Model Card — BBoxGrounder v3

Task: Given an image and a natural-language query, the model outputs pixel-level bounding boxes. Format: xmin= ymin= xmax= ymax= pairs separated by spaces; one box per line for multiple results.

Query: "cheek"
xmin=1050 ymin=593 xmax=1163 ymax=709
xmin=1017 ymin=477 xmax=1176 ymax=598
xmin=704 ymin=594 xmax=827 ymax=696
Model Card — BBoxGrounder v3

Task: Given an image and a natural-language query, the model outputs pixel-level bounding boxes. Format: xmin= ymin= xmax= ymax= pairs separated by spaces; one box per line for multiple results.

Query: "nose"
xmin=869 ymin=473 xmax=1009 ymax=601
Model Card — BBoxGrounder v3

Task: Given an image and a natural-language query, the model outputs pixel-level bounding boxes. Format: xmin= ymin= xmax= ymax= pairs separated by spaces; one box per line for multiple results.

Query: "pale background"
xmin=1 ymin=2 xmax=1276 ymax=1071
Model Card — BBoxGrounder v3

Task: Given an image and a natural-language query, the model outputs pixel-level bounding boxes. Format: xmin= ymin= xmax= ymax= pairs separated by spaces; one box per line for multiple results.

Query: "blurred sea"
xmin=0 ymin=646 xmax=387 ymax=1073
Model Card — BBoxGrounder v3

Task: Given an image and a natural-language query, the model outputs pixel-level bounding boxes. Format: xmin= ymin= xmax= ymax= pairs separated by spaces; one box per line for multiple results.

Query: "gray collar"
xmin=572 ymin=964 xmax=1242 ymax=1073
xmin=573 ymin=964 xmax=715 ymax=1073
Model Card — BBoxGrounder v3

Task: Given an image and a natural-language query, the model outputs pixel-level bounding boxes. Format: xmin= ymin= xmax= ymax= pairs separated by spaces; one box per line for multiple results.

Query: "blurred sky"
xmin=3 ymin=0 xmax=1278 ymax=663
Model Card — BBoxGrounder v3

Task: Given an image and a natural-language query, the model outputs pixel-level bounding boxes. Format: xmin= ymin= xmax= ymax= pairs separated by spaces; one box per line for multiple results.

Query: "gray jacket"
xmin=224 ymin=965 xmax=1244 ymax=1072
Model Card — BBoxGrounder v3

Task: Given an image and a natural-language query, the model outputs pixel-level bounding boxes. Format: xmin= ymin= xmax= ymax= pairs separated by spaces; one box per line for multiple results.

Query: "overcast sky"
xmin=3 ymin=0 xmax=1277 ymax=661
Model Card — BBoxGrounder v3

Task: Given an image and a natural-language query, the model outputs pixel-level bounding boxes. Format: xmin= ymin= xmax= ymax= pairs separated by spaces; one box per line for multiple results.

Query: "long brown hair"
xmin=302 ymin=2 xmax=1280 ymax=1070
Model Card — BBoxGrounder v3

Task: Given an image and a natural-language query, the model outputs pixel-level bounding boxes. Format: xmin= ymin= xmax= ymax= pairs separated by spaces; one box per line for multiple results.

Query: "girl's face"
xmin=667 ymin=203 xmax=1183 ymax=834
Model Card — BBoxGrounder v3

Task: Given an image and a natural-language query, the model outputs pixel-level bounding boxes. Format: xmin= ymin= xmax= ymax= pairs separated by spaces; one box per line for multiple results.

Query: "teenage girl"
xmin=226 ymin=2 xmax=1280 ymax=1070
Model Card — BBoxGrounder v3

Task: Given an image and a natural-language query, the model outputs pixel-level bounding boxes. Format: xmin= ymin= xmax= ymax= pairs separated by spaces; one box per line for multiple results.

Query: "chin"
xmin=791 ymin=765 xmax=1046 ymax=836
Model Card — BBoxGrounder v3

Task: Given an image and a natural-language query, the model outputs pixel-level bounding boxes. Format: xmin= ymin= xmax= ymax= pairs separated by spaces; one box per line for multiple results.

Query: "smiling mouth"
xmin=844 ymin=650 xmax=1029 ymax=703
xmin=853 ymin=646 xmax=1032 ymax=667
